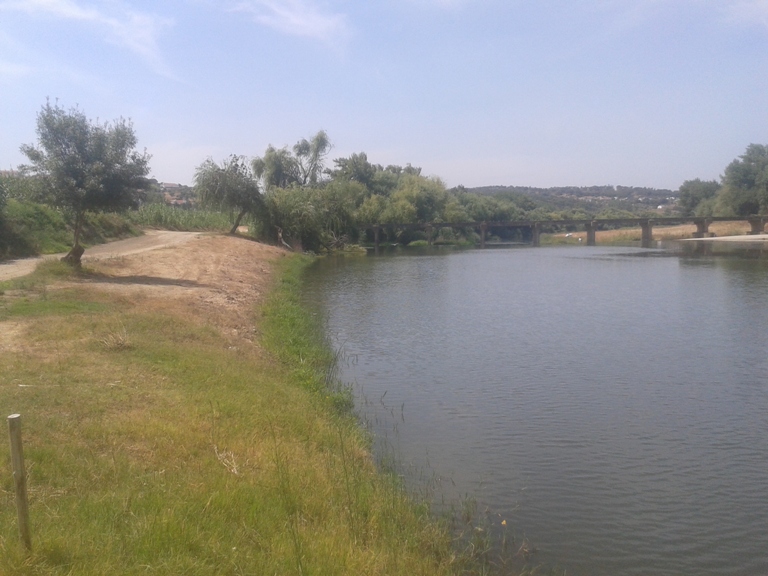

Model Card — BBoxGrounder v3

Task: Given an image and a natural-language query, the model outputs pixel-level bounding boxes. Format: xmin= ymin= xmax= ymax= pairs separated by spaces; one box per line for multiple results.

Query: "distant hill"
xmin=465 ymin=185 xmax=675 ymax=201
xmin=458 ymin=184 xmax=678 ymax=214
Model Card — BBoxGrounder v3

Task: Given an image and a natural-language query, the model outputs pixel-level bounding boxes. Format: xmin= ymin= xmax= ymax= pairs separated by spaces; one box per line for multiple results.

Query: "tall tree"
xmin=252 ymin=131 xmax=331 ymax=191
xmin=293 ymin=130 xmax=331 ymax=186
xmin=716 ymin=144 xmax=768 ymax=216
xmin=251 ymin=146 xmax=300 ymax=190
xmin=20 ymin=101 xmax=151 ymax=265
xmin=194 ymin=155 xmax=264 ymax=234
xmin=677 ymin=179 xmax=721 ymax=216
xmin=0 ymin=177 xmax=6 ymax=212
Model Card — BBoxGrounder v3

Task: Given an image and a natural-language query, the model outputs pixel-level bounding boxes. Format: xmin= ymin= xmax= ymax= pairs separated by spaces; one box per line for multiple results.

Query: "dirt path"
xmin=1 ymin=232 xmax=288 ymax=347
xmin=0 ymin=230 xmax=203 ymax=282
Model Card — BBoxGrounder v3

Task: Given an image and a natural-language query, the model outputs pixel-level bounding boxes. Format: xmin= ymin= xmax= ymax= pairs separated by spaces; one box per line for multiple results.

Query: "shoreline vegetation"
xmin=0 ymin=234 xmax=515 ymax=575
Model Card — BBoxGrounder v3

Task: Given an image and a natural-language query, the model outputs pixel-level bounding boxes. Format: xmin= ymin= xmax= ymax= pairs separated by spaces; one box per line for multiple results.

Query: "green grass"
xmin=125 ymin=204 xmax=234 ymax=232
xmin=0 ymin=254 xmax=464 ymax=575
xmin=0 ymin=201 xmax=141 ymax=260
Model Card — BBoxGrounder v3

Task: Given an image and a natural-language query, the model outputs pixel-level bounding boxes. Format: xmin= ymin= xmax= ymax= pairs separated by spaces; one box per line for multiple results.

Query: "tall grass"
xmin=0 ymin=252 xmax=463 ymax=575
xmin=126 ymin=204 xmax=234 ymax=232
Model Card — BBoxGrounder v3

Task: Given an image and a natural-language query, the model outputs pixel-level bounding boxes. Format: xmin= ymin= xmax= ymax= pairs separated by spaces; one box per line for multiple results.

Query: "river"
xmin=303 ymin=244 xmax=768 ymax=576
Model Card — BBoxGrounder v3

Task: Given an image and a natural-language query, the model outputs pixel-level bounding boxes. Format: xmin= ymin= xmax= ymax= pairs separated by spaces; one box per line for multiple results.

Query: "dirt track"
xmin=0 ymin=230 xmax=204 ymax=281
xmin=1 ymin=232 xmax=288 ymax=343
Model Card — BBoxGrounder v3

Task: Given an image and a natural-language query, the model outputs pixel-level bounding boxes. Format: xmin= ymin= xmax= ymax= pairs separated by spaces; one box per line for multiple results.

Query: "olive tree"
xmin=20 ymin=101 xmax=151 ymax=265
xmin=194 ymin=155 xmax=264 ymax=234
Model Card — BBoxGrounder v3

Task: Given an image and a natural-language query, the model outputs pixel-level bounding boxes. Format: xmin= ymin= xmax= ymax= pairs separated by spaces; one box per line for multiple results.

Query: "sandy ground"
xmin=1 ymin=232 xmax=288 ymax=344
xmin=679 ymin=234 xmax=768 ymax=242
xmin=0 ymin=230 xmax=208 ymax=282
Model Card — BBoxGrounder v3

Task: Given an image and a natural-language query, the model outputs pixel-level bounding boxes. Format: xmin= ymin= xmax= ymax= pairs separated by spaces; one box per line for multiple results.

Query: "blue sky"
xmin=1 ymin=0 xmax=767 ymax=190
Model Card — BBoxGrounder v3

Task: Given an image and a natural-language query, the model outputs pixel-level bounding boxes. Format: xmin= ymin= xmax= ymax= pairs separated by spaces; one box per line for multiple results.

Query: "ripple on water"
xmin=306 ymin=248 xmax=768 ymax=576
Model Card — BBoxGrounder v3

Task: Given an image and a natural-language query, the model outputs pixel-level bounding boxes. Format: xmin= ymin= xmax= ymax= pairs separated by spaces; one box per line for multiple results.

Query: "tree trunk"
xmin=62 ymin=211 xmax=85 ymax=267
xmin=229 ymin=209 xmax=247 ymax=235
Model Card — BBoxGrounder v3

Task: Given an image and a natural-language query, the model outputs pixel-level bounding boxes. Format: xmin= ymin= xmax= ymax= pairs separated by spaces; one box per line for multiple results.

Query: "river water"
xmin=303 ymin=244 xmax=768 ymax=576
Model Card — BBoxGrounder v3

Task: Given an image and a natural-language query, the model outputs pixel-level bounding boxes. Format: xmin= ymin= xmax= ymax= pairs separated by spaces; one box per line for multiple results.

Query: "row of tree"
xmin=4 ymin=101 xmax=768 ymax=264
xmin=678 ymin=144 xmax=768 ymax=217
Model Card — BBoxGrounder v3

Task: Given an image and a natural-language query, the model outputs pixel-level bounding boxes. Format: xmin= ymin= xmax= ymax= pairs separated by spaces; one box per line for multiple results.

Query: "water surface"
xmin=304 ymin=246 xmax=768 ymax=576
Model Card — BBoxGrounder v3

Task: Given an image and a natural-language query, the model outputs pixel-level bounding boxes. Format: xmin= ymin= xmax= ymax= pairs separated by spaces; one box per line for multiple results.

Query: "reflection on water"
xmin=304 ymin=246 xmax=768 ymax=576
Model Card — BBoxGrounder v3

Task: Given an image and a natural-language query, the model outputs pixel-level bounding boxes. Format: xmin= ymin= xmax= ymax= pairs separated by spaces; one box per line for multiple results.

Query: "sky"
xmin=1 ymin=0 xmax=768 ymax=190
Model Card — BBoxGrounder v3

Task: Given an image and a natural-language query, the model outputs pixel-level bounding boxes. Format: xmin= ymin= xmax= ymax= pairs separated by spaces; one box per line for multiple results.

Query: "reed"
xmin=125 ymin=204 xmax=233 ymax=232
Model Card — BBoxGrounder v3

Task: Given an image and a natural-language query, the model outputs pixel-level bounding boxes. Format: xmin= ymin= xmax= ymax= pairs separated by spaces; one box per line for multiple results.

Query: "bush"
xmin=0 ymin=201 xmax=139 ymax=260
xmin=0 ymin=200 xmax=71 ymax=258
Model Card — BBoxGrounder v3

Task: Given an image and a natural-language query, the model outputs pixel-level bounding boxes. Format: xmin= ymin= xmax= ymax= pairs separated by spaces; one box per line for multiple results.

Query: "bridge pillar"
xmin=532 ymin=222 xmax=541 ymax=247
xmin=480 ymin=223 xmax=487 ymax=248
xmin=373 ymin=225 xmax=380 ymax=254
xmin=747 ymin=217 xmax=765 ymax=235
xmin=693 ymin=218 xmax=710 ymax=238
xmin=640 ymin=220 xmax=653 ymax=248
xmin=585 ymin=221 xmax=597 ymax=246
xmin=426 ymin=225 xmax=433 ymax=246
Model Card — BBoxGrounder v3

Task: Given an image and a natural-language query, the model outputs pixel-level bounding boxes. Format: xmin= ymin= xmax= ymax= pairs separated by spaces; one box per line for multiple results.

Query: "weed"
xmin=100 ymin=321 xmax=131 ymax=351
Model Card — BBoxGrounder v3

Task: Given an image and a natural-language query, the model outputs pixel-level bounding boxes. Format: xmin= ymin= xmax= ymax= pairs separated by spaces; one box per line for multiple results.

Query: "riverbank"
xmin=547 ymin=221 xmax=754 ymax=245
xmin=0 ymin=234 xmax=460 ymax=575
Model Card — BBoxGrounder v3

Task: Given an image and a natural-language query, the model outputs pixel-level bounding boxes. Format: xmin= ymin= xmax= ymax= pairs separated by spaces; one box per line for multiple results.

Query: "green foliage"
xmin=0 ymin=172 xmax=44 ymax=202
xmin=253 ymin=131 xmax=331 ymax=190
xmin=678 ymin=178 xmax=720 ymax=216
xmin=0 ymin=255 xmax=460 ymax=575
xmin=0 ymin=199 xmax=72 ymax=257
xmin=0 ymin=200 xmax=139 ymax=259
xmin=262 ymin=186 xmax=325 ymax=251
xmin=293 ymin=129 xmax=332 ymax=186
xmin=125 ymin=204 xmax=232 ymax=231
xmin=19 ymin=101 xmax=151 ymax=260
xmin=194 ymin=155 xmax=263 ymax=233
xmin=715 ymin=144 xmax=768 ymax=216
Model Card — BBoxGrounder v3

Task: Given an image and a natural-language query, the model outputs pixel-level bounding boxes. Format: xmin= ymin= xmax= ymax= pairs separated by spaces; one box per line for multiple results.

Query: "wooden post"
xmin=8 ymin=414 xmax=31 ymax=550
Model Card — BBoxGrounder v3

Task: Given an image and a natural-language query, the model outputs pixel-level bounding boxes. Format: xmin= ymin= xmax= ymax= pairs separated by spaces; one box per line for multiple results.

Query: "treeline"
xmin=678 ymin=144 xmax=768 ymax=218
xmin=190 ymin=133 xmax=681 ymax=251
xmin=4 ymin=101 xmax=768 ymax=260
xmin=469 ymin=184 xmax=674 ymax=200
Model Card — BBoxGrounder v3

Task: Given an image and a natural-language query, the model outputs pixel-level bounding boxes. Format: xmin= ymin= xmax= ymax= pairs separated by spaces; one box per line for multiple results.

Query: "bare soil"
xmin=2 ymin=232 xmax=289 ymax=346
xmin=82 ymin=233 xmax=288 ymax=342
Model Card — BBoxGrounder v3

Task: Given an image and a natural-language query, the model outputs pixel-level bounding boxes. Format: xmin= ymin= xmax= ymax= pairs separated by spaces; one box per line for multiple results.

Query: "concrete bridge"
xmin=367 ymin=216 xmax=767 ymax=251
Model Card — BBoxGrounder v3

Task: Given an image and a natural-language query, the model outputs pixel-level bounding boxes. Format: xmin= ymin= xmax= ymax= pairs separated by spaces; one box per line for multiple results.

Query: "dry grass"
xmin=0 ymin=236 xmax=462 ymax=576
xmin=547 ymin=221 xmax=753 ymax=245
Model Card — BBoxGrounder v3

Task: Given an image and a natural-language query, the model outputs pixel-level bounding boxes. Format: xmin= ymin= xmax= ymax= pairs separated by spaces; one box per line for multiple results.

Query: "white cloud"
xmin=0 ymin=0 xmax=175 ymax=77
xmin=229 ymin=0 xmax=349 ymax=44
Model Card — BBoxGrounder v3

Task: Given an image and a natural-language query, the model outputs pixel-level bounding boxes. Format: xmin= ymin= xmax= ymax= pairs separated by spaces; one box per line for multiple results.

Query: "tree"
xmin=252 ymin=145 xmax=300 ymax=190
xmin=0 ymin=177 xmax=6 ymax=213
xmin=293 ymin=130 xmax=331 ymax=186
xmin=252 ymin=131 xmax=332 ymax=191
xmin=331 ymin=152 xmax=377 ymax=189
xmin=194 ymin=156 xmax=264 ymax=234
xmin=716 ymin=144 xmax=768 ymax=216
xmin=20 ymin=101 xmax=151 ymax=265
xmin=677 ymin=179 xmax=720 ymax=216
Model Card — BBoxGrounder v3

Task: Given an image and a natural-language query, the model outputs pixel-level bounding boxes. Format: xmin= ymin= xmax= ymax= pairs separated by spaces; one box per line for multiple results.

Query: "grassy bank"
xmin=0 ymin=255 xmax=460 ymax=575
